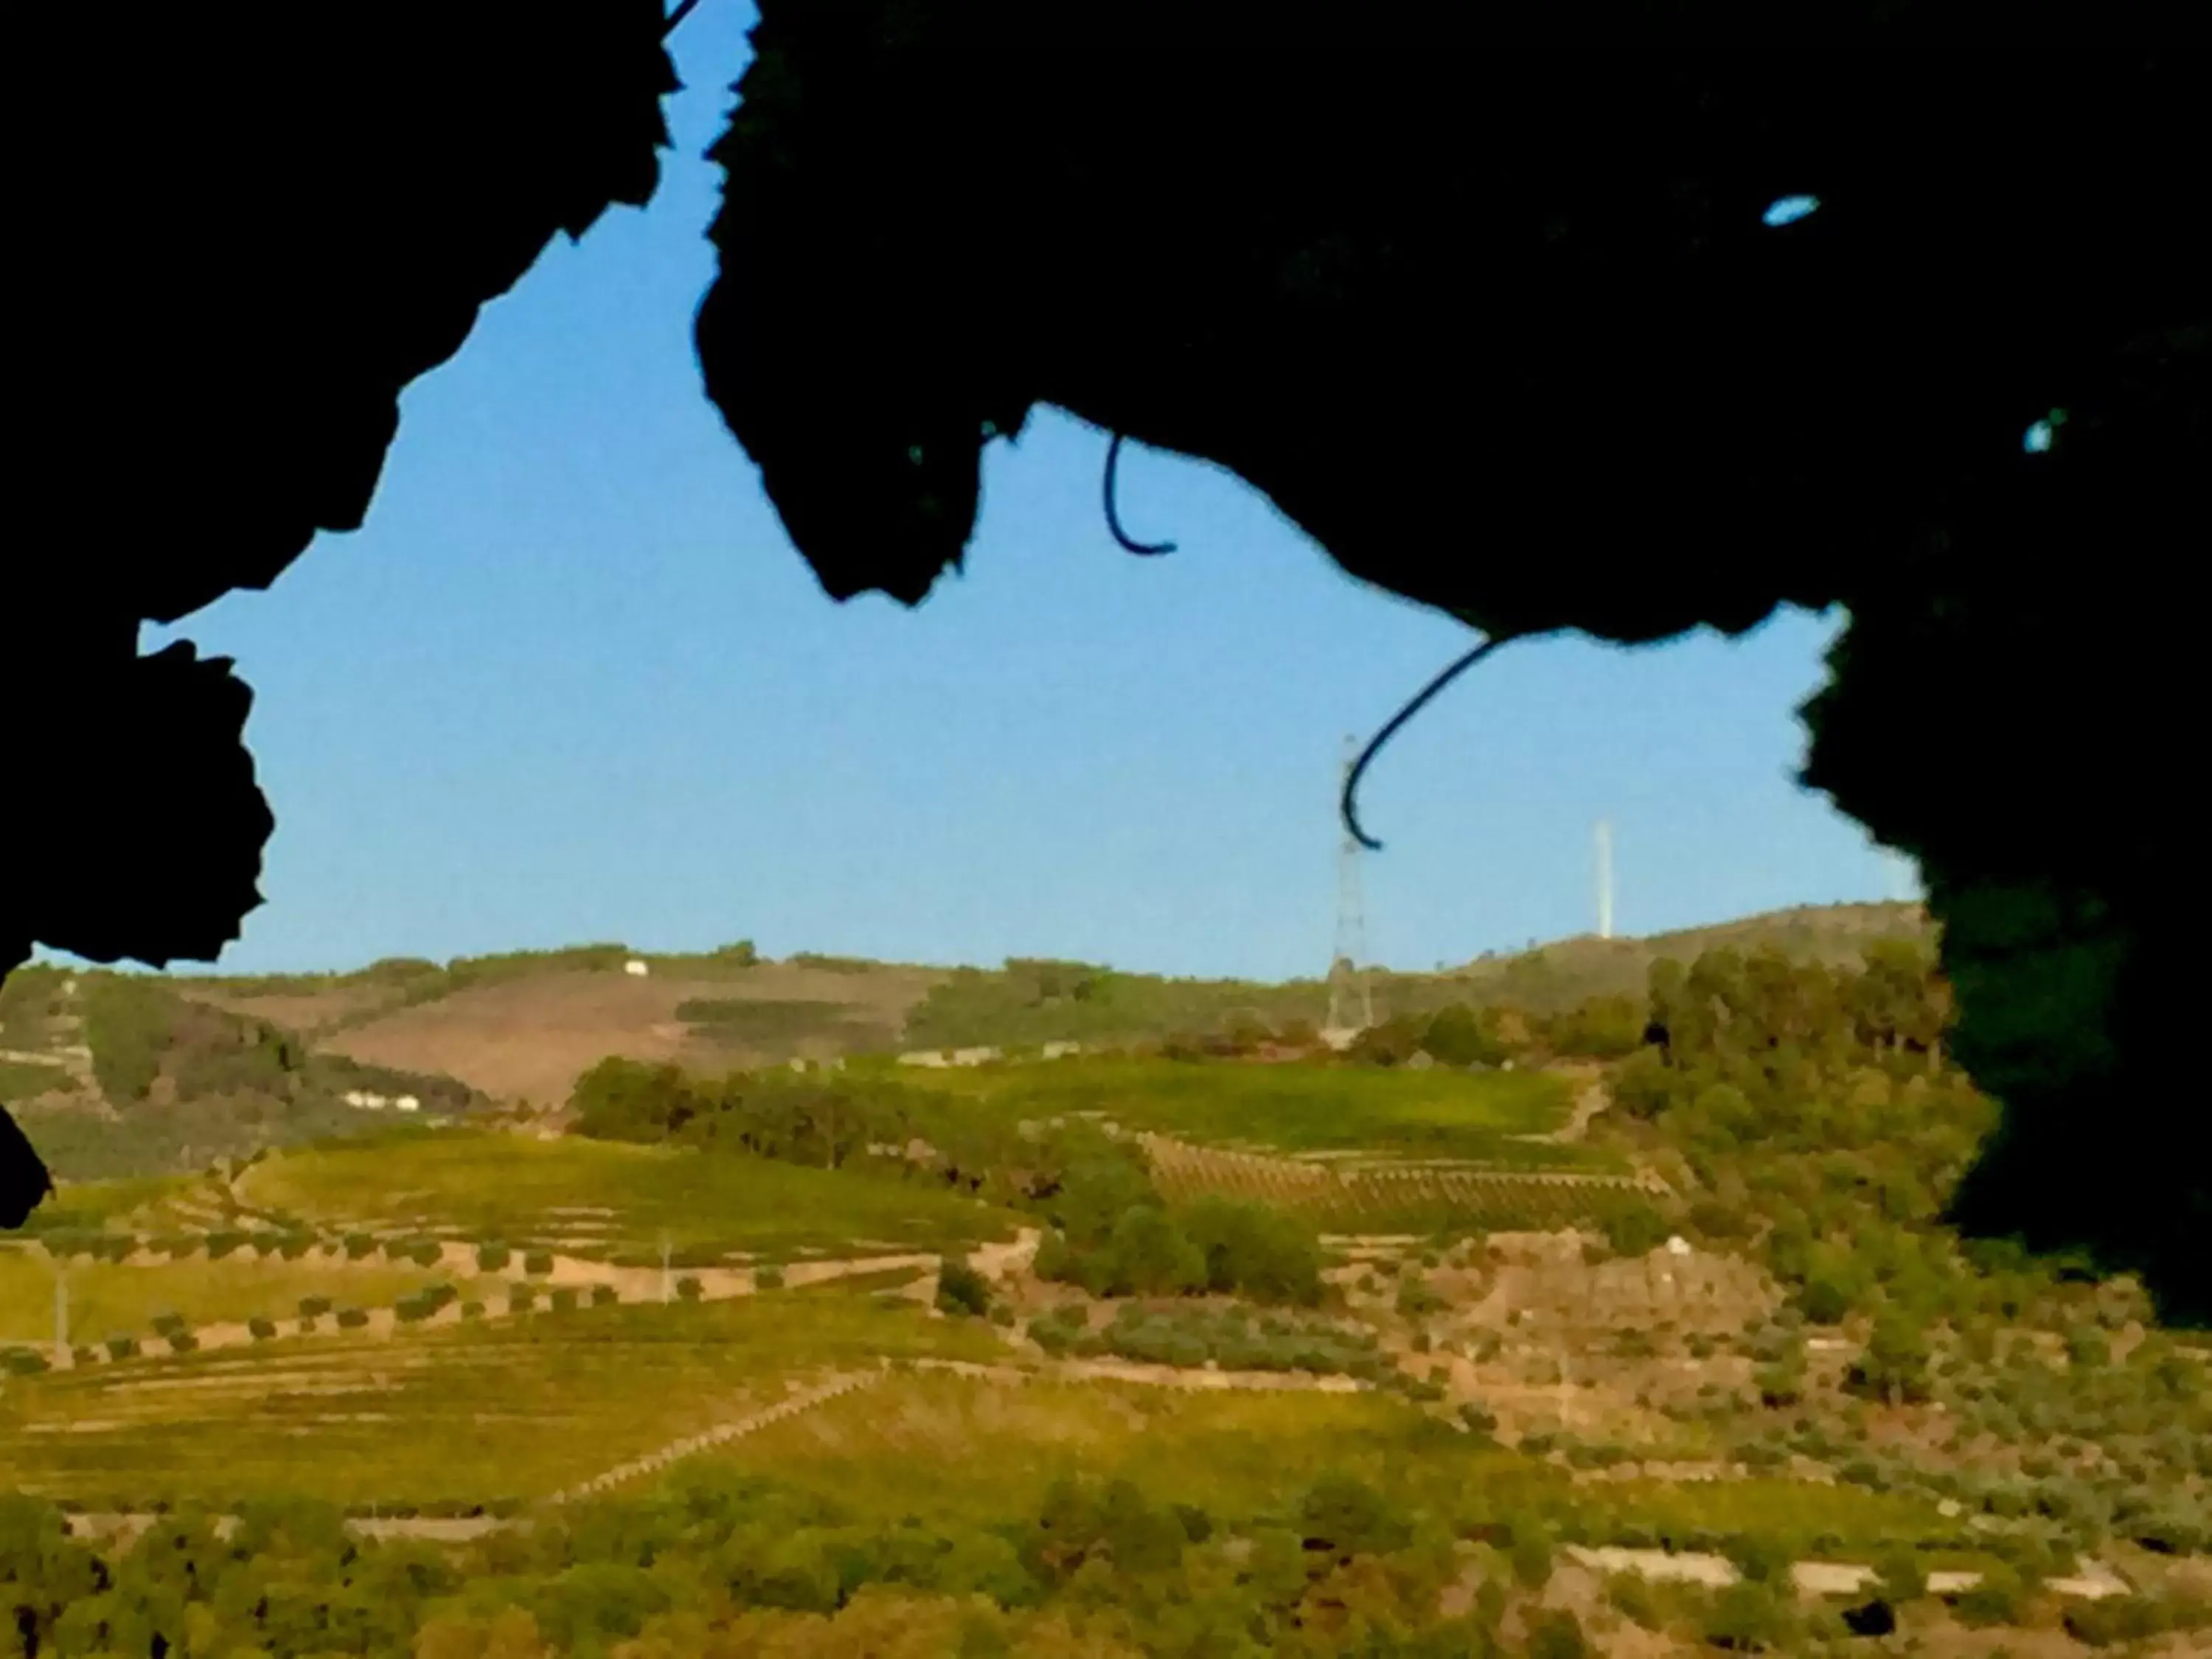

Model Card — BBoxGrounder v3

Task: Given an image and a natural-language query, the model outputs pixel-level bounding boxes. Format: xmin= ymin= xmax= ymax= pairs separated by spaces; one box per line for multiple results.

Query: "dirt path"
xmin=1518 ymin=1068 xmax=1611 ymax=1146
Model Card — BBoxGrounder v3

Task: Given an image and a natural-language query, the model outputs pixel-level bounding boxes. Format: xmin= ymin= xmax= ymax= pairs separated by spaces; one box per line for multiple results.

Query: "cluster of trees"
xmin=1338 ymin=994 xmax=1646 ymax=1071
xmin=571 ymin=1057 xmax=1326 ymax=1306
xmin=1588 ymin=940 xmax=2029 ymax=1328
xmin=0 ymin=1474 xmax=1580 ymax=1659
xmin=1029 ymin=1301 xmax=1387 ymax=1380
xmin=1032 ymin=1184 xmax=1324 ymax=1307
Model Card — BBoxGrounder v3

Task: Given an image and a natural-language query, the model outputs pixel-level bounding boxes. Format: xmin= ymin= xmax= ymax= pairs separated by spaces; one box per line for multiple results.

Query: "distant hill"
xmin=0 ymin=966 xmax=481 ymax=1181
xmin=91 ymin=901 xmax=1930 ymax=1110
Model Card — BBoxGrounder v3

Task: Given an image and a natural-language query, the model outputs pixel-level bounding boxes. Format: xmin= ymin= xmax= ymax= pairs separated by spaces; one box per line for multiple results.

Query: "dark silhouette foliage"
xmin=1 ymin=4 xmax=2202 ymax=1324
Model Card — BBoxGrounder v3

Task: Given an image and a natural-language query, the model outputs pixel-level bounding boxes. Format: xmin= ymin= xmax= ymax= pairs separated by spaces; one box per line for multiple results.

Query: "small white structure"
xmin=950 ymin=1046 xmax=1001 ymax=1068
xmin=394 ymin=1096 xmax=421 ymax=1114
xmin=1040 ymin=1041 xmax=1082 ymax=1060
xmin=897 ymin=1050 xmax=951 ymax=1069
xmin=625 ymin=959 xmax=650 ymax=978
xmin=347 ymin=1091 xmax=389 ymax=1112
xmin=1664 ymin=1235 xmax=1692 ymax=1258
xmin=1317 ymin=1027 xmax=1361 ymax=1052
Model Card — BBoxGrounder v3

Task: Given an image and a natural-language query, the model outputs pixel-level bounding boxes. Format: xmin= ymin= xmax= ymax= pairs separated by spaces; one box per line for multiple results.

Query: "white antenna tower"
xmin=1327 ymin=736 xmax=1375 ymax=1032
xmin=1595 ymin=818 xmax=1615 ymax=940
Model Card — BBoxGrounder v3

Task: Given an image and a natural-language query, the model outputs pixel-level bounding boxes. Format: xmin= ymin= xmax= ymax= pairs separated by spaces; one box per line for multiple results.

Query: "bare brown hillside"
xmin=310 ymin=964 xmax=942 ymax=1104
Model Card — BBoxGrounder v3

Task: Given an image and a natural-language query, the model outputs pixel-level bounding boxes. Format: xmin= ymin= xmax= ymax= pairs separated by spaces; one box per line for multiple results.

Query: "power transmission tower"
xmin=1326 ymin=736 xmax=1375 ymax=1033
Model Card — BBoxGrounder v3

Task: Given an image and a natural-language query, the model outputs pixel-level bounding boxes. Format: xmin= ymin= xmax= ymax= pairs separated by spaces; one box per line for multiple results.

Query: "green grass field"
xmin=908 ymin=1057 xmax=1597 ymax=1166
xmin=18 ymin=1173 xmax=220 ymax=1237
xmin=0 ymin=1251 xmax=470 ymax=1347
xmin=699 ymin=1369 xmax=1959 ymax=1555
xmin=234 ymin=1130 xmax=1027 ymax=1259
xmin=0 ymin=1286 xmax=1006 ymax=1509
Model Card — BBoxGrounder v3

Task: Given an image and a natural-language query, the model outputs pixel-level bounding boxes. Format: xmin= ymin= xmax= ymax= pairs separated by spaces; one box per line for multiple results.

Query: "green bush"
xmin=204 ymin=1230 xmax=245 ymax=1259
xmin=1526 ymin=1609 xmax=1588 ymax=1659
xmin=549 ymin=1287 xmax=579 ymax=1313
xmin=1394 ymin=1273 xmax=1445 ymax=1318
xmin=460 ymin=1301 xmax=486 ymax=1321
xmin=1509 ymin=1521 xmax=1555 ymax=1589
xmin=476 ymin=1240 xmax=511 ymax=1273
xmin=344 ymin=1233 xmax=376 ymax=1260
xmin=298 ymin=1295 xmax=333 ymax=1319
xmin=509 ymin=1286 xmax=536 ymax=1312
xmin=677 ymin=1274 xmax=706 ymax=1302
xmin=590 ymin=1284 xmax=618 ymax=1307
xmin=936 ymin=1256 xmax=992 ymax=1318
xmin=409 ymin=1239 xmax=445 ymax=1267
xmin=247 ymin=1316 xmax=277 ymax=1341
xmin=105 ymin=1335 xmax=138 ymax=1361
xmin=755 ymin=1265 xmax=786 ymax=1290
xmin=150 ymin=1310 xmax=187 ymax=1338
xmin=1601 ymin=1204 xmax=1671 ymax=1258
xmin=167 ymin=1331 xmax=198 ymax=1354
xmin=524 ymin=1250 xmax=554 ymax=1277
xmin=1703 ymin=1581 xmax=1797 ymax=1652
xmin=335 ymin=1307 xmax=369 ymax=1330
xmin=1607 ymin=1572 xmax=1661 ymax=1629
xmin=276 ymin=1233 xmax=313 ymax=1260
xmin=3 ymin=1349 xmax=51 ymax=1376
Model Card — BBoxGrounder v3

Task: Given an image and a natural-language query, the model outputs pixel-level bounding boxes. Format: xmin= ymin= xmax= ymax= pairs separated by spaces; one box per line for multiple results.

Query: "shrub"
xmin=150 ymin=1310 xmax=187 ymax=1338
xmin=71 ymin=1345 xmax=97 ymax=1368
xmin=509 ymin=1286 xmax=536 ymax=1312
xmin=248 ymin=1316 xmax=277 ymax=1341
xmin=523 ymin=1250 xmax=554 ymax=1277
xmin=1601 ymin=1204 xmax=1671 ymax=1258
xmin=1395 ymin=1274 xmax=1445 ymax=1318
xmin=3 ymin=1349 xmax=50 ymax=1376
xmin=476 ymin=1241 xmax=511 ymax=1273
xmin=2065 ymin=1596 xmax=2171 ymax=1648
xmin=298 ymin=1295 xmax=333 ymax=1319
xmin=409 ymin=1239 xmax=444 ymax=1267
xmin=205 ymin=1230 xmax=245 ymax=1259
xmin=590 ymin=1284 xmax=617 ymax=1307
xmin=936 ymin=1256 xmax=992 ymax=1318
xmin=1952 ymin=1565 xmax=2028 ymax=1627
xmin=344 ymin=1233 xmax=376 ymax=1260
xmin=1726 ymin=1534 xmax=1793 ymax=1585
xmin=1509 ymin=1521 xmax=1555 ymax=1589
xmin=677 ymin=1276 xmax=704 ymax=1302
xmin=335 ymin=1307 xmax=369 ymax=1329
xmin=277 ymin=1234 xmax=313 ymax=1260
xmin=460 ymin=1301 xmax=486 ymax=1321
xmin=1704 ymin=1581 xmax=1796 ymax=1651
xmin=395 ymin=1293 xmax=432 ymax=1324
xmin=549 ymin=1287 xmax=579 ymax=1313
xmin=755 ymin=1265 xmax=786 ymax=1290
xmin=163 ymin=1236 xmax=198 ymax=1260
xmin=105 ymin=1335 xmax=138 ymax=1361
xmin=1608 ymin=1572 xmax=1661 ymax=1629
xmin=1526 ymin=1609 xmax=1588 ymax=1659
xmin=167 ymin=1331 xmax=199 ymax=1354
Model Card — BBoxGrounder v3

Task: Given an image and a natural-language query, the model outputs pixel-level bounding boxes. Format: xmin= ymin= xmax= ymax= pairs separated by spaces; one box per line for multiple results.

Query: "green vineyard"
xmin=1139 ymin=1133 xmax=1666 ymax=1237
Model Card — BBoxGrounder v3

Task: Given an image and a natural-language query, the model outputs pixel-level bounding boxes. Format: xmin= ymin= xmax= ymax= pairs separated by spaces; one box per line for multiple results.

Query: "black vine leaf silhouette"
xmin=694 ymin=14 xmax=2208 ymax=1317
xmin=0 ymin=1107 xmax=52 ymax=1232
xmin=2 ymin=0 xmax=2206 ymax=1313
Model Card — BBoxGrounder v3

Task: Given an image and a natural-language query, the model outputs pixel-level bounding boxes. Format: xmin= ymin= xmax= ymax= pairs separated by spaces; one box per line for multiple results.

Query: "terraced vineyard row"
xmin=1138 ymin=1133 xmax=1668 ymax=1235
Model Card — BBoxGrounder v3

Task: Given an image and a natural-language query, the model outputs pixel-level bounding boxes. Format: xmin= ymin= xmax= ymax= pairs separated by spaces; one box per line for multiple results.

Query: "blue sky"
xmin=128 ymin=4 xmax=1912 ymax=982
